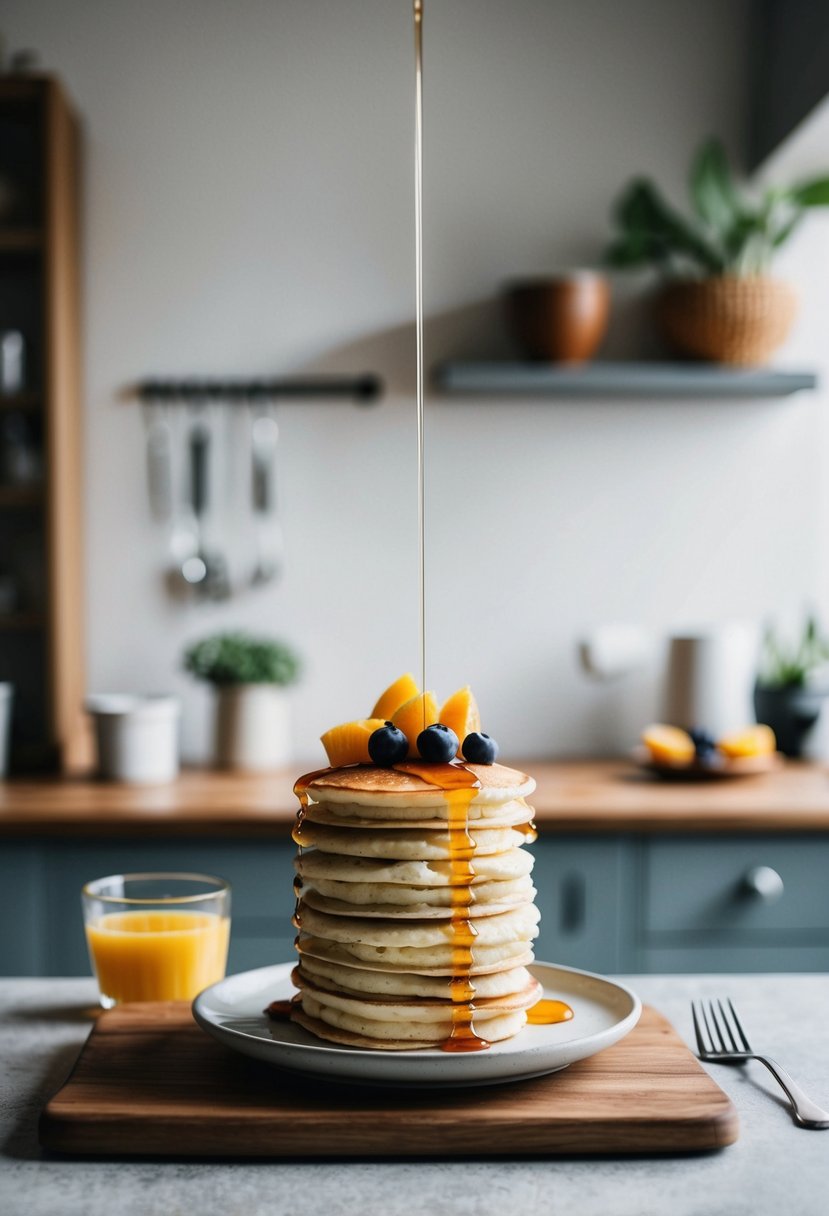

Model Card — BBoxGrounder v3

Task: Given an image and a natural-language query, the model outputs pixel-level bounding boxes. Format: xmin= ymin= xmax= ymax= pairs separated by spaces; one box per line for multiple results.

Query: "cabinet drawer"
xmin=644 ymin=835 xmax=829 ymax=936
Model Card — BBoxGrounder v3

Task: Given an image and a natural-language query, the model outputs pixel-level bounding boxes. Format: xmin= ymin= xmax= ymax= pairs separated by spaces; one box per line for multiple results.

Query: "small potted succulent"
xmin=754 ymin=616 xmax=829 ymax=757
xmin=604 ymin=138 xmax=829 ymax=364
xmin=184 ymin=632 xmax=300 ymax=770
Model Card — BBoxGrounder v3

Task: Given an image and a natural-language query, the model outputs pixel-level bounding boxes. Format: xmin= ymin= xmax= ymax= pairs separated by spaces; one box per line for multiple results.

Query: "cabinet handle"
xmin=560 ymin=872 xmax=586 ymax=933
xmin=741 ymin=865 xmax=784 ymax=902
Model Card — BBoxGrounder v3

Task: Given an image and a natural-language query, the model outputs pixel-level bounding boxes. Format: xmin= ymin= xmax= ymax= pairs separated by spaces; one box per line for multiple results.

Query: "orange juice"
xmin=85 ymin=910 xmax=230 ymax=1003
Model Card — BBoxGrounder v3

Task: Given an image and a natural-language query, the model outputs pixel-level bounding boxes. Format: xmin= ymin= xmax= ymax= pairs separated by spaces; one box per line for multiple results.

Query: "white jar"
xmin=214 ymin=684 xmax=291 ymax=771
xmin=86 ymin=694 xmax=180 ymax=784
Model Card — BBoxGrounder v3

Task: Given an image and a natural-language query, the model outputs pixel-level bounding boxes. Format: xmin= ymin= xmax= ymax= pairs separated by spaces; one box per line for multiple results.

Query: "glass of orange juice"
xmin=82 ymin=872 xmax=231 ymax=1007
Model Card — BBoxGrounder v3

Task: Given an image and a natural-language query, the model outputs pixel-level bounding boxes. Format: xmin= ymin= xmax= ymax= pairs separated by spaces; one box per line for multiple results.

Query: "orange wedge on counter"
xmin=440 ymin=686 xmax=482 ymax=755
xmin=641 ymin=724 xmax=695 ymax=765
xmin=718 ymin=724 xmax=776 ymax=759
xmin=371 ymin=673 xmax=420 ymax=721
xmin=321 ymin=718 xmax=386 ymax=767
xmin=392 ymin=691 xmax=439 ymax=757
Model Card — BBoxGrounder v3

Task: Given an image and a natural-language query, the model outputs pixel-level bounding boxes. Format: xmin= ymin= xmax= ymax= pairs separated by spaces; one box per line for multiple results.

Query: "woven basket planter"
xmin=655 ymin=276 xmax=797 ymax=366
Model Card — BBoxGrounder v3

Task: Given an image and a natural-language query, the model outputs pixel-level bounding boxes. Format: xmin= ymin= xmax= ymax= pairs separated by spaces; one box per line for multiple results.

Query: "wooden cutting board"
xmin=39 ymin=1002 xmax=738 ymax=1157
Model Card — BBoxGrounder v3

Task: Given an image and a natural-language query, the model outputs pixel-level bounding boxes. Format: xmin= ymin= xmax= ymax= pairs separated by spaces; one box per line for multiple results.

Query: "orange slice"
xmin=718 ymin=724 xmax=776 ymax=759
xmin=321 ymin=718 xmax=386 ymax=767
xmin=440 ymin=686 xmax=482 ymax=756
xmin=371 ymin=673 xmax=420 ymax=721
xmin=391 ymin=691 xmax=439 ymax=757
xmin=641 ymin=723 xmax=695 ymax=765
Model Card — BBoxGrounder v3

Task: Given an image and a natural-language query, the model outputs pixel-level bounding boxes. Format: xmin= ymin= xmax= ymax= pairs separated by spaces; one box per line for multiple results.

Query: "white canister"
xmin=663 ymin=623 xmax=760 ymax=737
xmin=0 ymin=683 xmax=13 ymax=777
xmin=86 ymin=694 xmax=180 ymax=784
xmin=214 ymin=684 xmax=291 ymax=771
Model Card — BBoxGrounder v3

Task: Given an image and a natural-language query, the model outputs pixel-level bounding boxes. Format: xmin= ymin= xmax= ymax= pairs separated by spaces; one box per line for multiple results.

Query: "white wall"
xmin=6 ymin=0 xmax=827 ymax=764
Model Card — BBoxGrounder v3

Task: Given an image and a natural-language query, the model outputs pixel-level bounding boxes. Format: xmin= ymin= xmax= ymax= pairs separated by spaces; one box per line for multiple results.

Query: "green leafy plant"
xmin=604 ymin=138 xmax=829 ymax=278
xmin=757 ymin=615 xmax=829 ymax=690
xmin=183 ymin=632 xmax=300 ymax=686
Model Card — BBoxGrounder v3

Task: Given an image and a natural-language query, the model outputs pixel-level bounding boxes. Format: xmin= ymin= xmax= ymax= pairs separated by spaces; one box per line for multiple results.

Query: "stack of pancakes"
xmin=291 ymin=762 xmax=541 ymax=1050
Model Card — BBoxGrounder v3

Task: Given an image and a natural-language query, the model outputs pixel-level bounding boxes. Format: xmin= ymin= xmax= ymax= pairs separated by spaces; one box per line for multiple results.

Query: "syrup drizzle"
xmin=395 ymin=760 xmax=490 ymax=1052
xmin=526 ymin=998 xmax=574 ymax=1026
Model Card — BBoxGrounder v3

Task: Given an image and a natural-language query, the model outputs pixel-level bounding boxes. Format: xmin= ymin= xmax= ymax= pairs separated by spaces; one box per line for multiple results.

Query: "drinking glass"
xmin=81 ymin=872 xmax=231 ymax=1007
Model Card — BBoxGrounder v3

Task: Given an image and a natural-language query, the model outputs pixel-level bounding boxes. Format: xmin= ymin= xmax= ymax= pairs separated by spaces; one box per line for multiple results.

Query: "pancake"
xmin=287 ymin=751 xmax=543 ymax=1050
xmin=294 ymin=955 xmax=535 ymax=1000
xmin=305 ymin=763 xmax=535 ymax=808
xmin=295 ymin=821 xmax=528 ymax=859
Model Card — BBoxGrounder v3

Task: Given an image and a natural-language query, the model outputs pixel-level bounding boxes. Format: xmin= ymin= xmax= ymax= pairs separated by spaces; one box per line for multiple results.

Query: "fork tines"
xmin=692 ymin=997 xmax=750 ymax=1056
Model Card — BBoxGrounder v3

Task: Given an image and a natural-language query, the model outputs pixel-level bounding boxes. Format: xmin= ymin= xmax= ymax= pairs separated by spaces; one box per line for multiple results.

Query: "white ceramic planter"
xmin=214 ymin=684 xmax=291 ymax=771
xmin=86 ymin=694 xmax=180 ymax=784
xmin=0 ymin=683 xmax=13 ymax=777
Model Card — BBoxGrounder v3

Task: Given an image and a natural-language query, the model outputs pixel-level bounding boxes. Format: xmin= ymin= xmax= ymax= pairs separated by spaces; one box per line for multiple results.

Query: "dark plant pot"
xmin=753 ymin=683 xmax=826 ymax=757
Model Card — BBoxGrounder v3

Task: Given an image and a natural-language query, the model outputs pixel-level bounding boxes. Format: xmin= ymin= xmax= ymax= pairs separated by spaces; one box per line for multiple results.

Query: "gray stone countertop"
xmin=2 ymin=974 xmax=828 ymax=1216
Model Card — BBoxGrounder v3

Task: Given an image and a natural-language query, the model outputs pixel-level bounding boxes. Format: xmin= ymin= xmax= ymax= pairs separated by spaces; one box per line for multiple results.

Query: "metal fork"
xmin=692 ymin=998 xmax=829 ymax=1129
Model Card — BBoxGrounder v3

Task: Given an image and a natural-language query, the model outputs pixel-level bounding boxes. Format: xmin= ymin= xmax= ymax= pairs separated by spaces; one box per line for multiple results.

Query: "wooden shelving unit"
xmin=434 ymin=361 xmax=818 ymax=399
xmin=0 ymin=76 xmax=88 ymax=772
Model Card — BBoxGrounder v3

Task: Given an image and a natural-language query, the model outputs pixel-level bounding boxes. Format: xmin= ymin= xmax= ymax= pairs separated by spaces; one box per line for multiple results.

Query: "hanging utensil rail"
xmin=134 ymin=376 xmax=382 ymax=404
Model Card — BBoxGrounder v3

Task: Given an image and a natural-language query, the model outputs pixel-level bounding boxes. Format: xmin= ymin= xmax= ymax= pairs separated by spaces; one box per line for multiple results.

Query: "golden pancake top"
xmin=306 ymin=762 xmax=532 ymax=798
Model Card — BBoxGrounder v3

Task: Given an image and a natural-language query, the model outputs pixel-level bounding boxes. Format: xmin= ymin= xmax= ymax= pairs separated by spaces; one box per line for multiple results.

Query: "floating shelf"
xmin=0 ymin=484 xmax=43 ymax=507
xmin=433 ymin=362 xmax=818 ymax=399
xmin=0 ymin=612 xmax=46 ymax=631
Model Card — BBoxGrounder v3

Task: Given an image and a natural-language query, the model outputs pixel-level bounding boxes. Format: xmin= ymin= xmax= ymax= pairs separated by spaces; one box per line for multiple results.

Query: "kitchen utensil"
xmin=180 ymin=419 xmax=230 ymax=600
xmin=692 ymin=997 xmax=829 ymax=1129
xmin=142 ymin=398 xmax=173 ymax=523
xmin=249 ymin=406 xmax=283 ymax=585
xmin=40 ymin=992 xmax=738 ymax=1156
xmin=0 ymin=331 xmax=25 ymax=395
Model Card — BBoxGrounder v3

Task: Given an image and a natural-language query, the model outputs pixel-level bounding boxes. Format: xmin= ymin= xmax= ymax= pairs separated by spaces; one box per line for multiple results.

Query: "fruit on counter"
xmin=439 ymin=686 xmax=482 ymax=756
xmin=368 ymin=721 xmax=410 ymax=766
xmin=371 ymin=672 xmax=420 ymax=721
xmin=641 ymin=724 xmax=695 ymax=765
xmin=391 ymin=690 xmax=440 ymax=756
xmin=321 ymin=718 xmax=387 ymax=767
xmin=462 ymin=731 xmax=499 ymax=765
xmin=689 ymin=728 xmax=717 ymax=760
xmin=718 ymin=724 xmax=776 ymax=759
xmin=417 ymin=722 xmax=460 ymax=763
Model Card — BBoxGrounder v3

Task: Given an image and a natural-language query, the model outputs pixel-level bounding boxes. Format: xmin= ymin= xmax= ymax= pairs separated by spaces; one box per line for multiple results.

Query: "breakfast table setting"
xmin=3 ymin=971 xmax=828 ymax=1216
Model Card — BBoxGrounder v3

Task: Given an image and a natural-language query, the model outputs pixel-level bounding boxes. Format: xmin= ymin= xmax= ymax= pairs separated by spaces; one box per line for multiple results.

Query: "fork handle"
xmin=752 ymin=1056 xmax=829 ymax=1129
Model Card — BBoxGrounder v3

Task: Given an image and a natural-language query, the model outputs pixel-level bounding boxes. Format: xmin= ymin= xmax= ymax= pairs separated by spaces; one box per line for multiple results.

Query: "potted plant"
xmin=604 ymin=138 xmax=829 ymax=364
xmin=754 ymin=616 xmax=829 ymax=757
xmin=184 ymin=632 xmax=300 ymax=771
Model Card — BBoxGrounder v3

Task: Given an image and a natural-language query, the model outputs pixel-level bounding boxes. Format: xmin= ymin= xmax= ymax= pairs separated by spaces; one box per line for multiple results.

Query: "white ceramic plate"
xmin=193 ymin=961 xmax=641 ymax=1087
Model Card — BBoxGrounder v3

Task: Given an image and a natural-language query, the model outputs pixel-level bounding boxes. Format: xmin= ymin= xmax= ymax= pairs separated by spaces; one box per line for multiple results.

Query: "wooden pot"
xmin=505 ymin=273 xmax=610 ymax=363
xmin=655 ymin=276 xmax=797 ymax=366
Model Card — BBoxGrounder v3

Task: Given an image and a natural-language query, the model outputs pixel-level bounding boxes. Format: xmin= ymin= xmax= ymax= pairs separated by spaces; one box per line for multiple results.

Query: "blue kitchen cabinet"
xmin=13 ymin=837 xmax=297 ymax=979
xmin=530 ymin=836 xmax=625 ymax=973
xmin=2 ymin=831 xmax=829 ymax=977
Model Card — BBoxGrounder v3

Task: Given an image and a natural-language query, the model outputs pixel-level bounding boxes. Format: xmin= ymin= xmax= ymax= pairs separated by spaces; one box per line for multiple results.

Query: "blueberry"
xmin=689 ymin=728 xmax=717 ymax=760
xmin=462 ymin=732 xmax=499 ymax=765
xmin=416 ymin=723 xmax=459 ymax=763
xmin=368 ymin=722 xmax=409 ymax=766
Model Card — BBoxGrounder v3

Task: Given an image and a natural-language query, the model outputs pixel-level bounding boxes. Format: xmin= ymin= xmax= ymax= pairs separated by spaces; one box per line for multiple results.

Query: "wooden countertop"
xmin=2 ymin=759 xmax=829 ymax=835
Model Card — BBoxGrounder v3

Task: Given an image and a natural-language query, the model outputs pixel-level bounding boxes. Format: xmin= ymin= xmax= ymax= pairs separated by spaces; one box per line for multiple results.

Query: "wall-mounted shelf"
xmin=434 ymin=362 xmax=818 ymax=399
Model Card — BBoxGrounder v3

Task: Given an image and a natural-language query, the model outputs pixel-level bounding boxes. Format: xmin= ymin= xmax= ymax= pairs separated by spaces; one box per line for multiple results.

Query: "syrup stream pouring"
xmin=414 ymin=0 xmax=426 ymax=718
